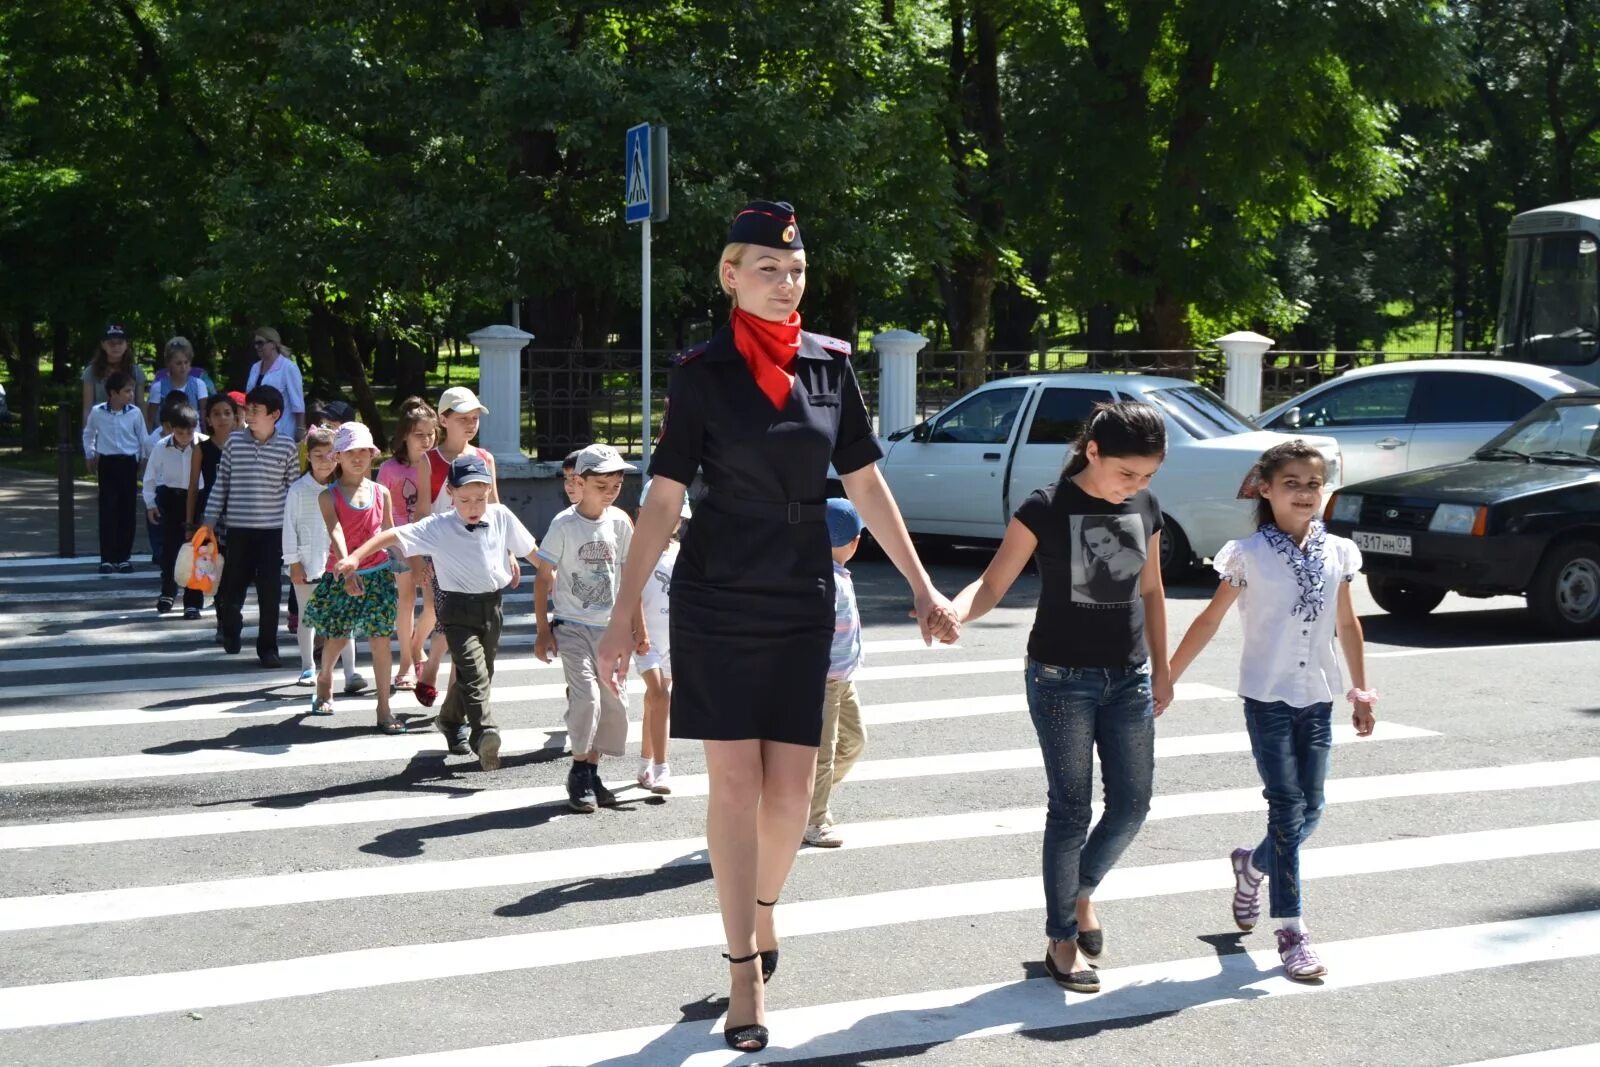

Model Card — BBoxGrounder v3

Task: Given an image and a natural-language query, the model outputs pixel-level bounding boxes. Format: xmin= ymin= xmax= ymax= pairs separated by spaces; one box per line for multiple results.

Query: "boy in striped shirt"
xmin=203 ymin=384 xmax=300 ymax=665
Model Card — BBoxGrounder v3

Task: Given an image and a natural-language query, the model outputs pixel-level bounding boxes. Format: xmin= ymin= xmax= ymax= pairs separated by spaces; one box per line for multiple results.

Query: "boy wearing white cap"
xmin=337 ymin=453 xmax=540 ymax=770
xmin=535 ymin=443 xmax=644 ymax=812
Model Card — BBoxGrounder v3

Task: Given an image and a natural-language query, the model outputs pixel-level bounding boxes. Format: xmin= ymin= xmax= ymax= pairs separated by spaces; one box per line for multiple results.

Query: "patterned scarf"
xmin=1261 ymin=520 xmax=1329 ymax=621
xmin=731 ymin=306 xmax=801 ymax=410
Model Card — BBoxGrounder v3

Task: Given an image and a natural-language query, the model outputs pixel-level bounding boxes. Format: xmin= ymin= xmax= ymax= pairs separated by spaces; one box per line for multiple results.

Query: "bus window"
xmin=1503 ymin=232 xmax=1600 ymax=366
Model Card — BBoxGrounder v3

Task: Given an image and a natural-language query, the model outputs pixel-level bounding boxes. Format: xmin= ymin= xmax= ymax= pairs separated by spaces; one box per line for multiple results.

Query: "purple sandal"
xmin=1276 ymin=928 xmax=1327 ymax=980
xmin=1230 ymin=847 xmax=1263 ymax=932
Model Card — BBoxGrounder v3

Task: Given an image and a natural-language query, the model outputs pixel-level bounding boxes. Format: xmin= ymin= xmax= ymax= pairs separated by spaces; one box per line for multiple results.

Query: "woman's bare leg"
xmin=703 ymin=739 xmax=765 ymax=1042
xmin=755 ymin=740 xmax=818 ymax=957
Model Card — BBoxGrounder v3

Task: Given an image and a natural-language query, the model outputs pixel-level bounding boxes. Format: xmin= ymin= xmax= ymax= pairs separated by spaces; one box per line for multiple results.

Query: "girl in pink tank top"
xmin=302 ymin=423 xmax=402 ymax=732
xmin=379 ymin=400 xmax=438 ymax=690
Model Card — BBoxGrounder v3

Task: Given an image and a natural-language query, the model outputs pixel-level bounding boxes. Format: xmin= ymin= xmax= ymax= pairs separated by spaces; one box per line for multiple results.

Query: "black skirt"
xmin=667 ymin=504 xmax=834 ymax=747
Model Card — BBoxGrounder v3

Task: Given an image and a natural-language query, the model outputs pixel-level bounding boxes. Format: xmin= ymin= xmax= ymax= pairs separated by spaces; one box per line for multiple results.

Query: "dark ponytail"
xmin=1247 ymin=438 xmax=1327 ymax=529
xmin=1061 ymin=401 xmax=1167 ymax=480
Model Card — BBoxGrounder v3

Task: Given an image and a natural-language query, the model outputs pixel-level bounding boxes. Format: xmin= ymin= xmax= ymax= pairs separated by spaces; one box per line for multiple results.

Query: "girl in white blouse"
xmin=1168 ymin=440 xmax=1377 ymax=983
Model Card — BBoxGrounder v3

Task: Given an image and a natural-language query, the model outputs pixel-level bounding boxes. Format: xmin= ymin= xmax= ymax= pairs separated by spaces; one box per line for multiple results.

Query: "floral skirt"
xmin=305 ymin=567 xmax=398 ymax=639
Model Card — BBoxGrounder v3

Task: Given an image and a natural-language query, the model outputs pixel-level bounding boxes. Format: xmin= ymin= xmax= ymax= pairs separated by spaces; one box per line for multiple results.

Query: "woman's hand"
xmin=911 ymin=586 xmax=961 ymax=645
xmin=594 ymin=618 xmax=635 ymax=694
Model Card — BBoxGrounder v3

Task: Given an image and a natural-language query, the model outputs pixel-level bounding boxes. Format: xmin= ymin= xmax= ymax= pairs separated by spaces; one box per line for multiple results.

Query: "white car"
xmin=1258 ymin=359 xmax=1586 ymax=486
xmin=875 ymin=374 xmax=1341 ymax=577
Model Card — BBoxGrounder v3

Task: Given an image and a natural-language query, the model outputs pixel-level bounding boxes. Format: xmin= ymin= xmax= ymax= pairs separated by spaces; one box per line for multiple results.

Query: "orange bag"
xmin=175 ymin=525 xmax=225 ymax=595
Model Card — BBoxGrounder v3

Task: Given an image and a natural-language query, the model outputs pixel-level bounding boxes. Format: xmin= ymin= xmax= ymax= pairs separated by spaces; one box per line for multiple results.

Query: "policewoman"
xmin=597 ymin=200 xmax=960 ymax=1053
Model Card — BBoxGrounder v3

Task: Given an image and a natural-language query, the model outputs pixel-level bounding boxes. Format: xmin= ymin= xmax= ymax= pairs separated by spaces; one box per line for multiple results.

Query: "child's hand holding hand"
xmin=332 ymin=556 xmax=357 ymax=580
xmin=634 ymin=630 xmax=651 ymax=655
xmin=534 ymin=627 xmax=558 ymax=664
xmin=1151 ymin=670 xmax=1174 ymax=717
xmin=343 ymin=572 xmax=365 ymax=598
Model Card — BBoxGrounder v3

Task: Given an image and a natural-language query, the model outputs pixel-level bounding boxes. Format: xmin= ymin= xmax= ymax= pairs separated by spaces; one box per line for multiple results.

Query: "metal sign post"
xmin=625 ymin=123 xmax=667 ymax=467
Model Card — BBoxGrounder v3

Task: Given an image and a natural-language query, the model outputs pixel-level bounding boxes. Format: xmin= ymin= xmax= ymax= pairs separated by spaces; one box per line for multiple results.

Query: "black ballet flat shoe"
xmin=1077 ymin=927 xmax=1104 ymax=960
xmin=720 ymin=950 xmax=771 ymax=1052
xmin=1044 ymin=940 xmax=1100 ymax=994
xmin=757 ymin=897 xmax=780 ymax=983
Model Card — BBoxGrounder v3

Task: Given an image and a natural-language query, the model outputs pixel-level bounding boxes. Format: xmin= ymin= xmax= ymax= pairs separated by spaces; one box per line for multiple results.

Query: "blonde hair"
xmin=717 ymin=242 xmax=750 ymax=297
xmin=164 ymin=336 xmax=194 ymax=363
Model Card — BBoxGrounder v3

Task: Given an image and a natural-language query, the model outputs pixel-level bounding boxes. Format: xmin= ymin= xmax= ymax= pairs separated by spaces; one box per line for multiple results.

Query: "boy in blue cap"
xmin=805 ymin=497 xmax=868 ymax=848
xmin=335 ymin=453 xmax=539 ymax=770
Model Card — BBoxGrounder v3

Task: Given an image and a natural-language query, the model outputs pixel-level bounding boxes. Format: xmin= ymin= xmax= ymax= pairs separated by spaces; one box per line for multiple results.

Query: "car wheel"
xmin=1367 ymin=575 xmax=1447 ymax=618
xmin=1526 ymin=539 xmax=1600 ymax=636
xmin=1159 ymin=515 xmax=1194 ymax=584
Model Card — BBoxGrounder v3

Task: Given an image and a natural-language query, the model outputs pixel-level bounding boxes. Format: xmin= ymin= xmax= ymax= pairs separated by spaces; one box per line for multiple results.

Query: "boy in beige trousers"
xmin=805 ymin=498 xmax=868 ymax=848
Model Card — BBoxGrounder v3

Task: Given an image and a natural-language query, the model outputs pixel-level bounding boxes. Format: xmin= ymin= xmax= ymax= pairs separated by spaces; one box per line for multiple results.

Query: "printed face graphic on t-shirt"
xmin=1070 ymin=514 xmax=1146 ymax=606
xmin=569 ymin=539 xmax=617 ymax=610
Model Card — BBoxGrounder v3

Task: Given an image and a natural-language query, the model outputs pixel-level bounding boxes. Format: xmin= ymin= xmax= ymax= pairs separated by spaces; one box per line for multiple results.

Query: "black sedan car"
xmin=1324 ymin=392 xmax=1600 ymax=636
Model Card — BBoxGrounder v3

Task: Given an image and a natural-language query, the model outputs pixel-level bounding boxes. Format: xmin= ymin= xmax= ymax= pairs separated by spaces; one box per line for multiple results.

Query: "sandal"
xmin=415 ymin=682 xmax=438 ymax=708
xmin=719 ymin=951 xmax=770 ymax=1052
xmin=309 ymin=697 xmax=335 ymax=717
xmin=393 ymin=672 xmax=416 ymax=691
xmin=1044 ymin=939 xmax=1100 ymax=994
xmin=1231 ymin=847 xmax=1263 ymax=932
xmin=756 ymin=897 xmax=780 ymax=983
xmin=376 ymin=718 xmax=406 ymax=735
xmin=1077 ymin=927 xmax=1104 ymax=960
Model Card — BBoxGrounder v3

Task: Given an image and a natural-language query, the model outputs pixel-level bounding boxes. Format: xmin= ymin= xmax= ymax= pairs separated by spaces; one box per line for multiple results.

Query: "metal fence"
xmin=523 ymin=345 xmax=1481 ymax=456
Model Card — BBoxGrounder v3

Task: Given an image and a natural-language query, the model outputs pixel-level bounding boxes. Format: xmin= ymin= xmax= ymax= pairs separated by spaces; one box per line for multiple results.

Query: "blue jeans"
xmin=1024 ymin=659 xmax=1156 ymax=942
xmin=1244 ymin=699 xmax=1333 ymax=918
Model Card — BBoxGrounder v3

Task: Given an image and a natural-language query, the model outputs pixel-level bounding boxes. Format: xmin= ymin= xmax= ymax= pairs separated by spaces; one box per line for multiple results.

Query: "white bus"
xmin=1495 ymin=199 xmax=1600 ymax=384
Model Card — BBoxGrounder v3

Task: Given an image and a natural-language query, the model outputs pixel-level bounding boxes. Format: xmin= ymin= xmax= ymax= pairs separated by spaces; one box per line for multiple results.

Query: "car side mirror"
xmin=911 ymin=421 xmax=931 ymax=443
xmin=1282 ymin=406 xmax=1302 ymax=430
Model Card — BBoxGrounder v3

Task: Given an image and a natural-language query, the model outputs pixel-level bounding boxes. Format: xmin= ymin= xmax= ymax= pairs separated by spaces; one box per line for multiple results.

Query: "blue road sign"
xmin=625 ymin=123 xmax=652 ymax=224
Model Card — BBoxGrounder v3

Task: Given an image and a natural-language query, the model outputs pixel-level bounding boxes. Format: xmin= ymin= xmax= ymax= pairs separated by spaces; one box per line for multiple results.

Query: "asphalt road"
xmin=0 ymin=543 xmax=1597 ymax=1066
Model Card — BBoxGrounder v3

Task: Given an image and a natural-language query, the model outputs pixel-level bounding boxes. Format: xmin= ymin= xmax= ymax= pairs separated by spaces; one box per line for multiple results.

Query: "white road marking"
xmin=323 ymin=910 xmax=1600 ymax=1066
xmin=1368 ymin=640 xmax=1597 ymax=659
xmin=1453 ymin=1046 xmax=1600 ymax=1066
xmin=1 ymin=757 xmax=1588 ymax=932
xmin=0 ymin=647 xmax=997 ymax=701
xmin=0 ymin=682 xmax=1234 ymax=734
xmin=0 ymin=638 xmax=954 ymax=678
xmin=0 ymin=722 xmax=1436 ymax=848
xmin=0 ymin=823 xmax=1590 ymax=1030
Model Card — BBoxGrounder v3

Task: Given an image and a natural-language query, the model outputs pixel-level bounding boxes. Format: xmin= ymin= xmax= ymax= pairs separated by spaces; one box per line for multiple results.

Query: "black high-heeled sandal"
xmin=719 ymin=950 xmax=771 ymax=1052
xmin=757 ymin=897 xmax=780 ymax=983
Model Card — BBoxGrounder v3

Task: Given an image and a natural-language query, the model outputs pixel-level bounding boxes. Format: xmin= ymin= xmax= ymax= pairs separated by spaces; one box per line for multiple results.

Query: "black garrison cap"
xmin=727 ymin=200 xmax=803 ymax=249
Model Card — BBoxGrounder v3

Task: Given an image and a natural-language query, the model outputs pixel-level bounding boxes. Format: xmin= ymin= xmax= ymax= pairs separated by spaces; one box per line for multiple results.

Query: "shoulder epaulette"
xmin=809 ymin=333 xmax=852 ymax=357
xmin=675 ymin=342 xmax=711 ymax=366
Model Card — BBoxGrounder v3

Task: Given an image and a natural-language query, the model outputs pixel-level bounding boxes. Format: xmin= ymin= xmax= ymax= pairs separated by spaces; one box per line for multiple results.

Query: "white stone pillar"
xmin=1215 ymin=330 xmax=1274 ymax=418
xmin=871 ymin=329 xmax=929 ymax=437
xmin=469 ymin=324 xmax=535 ymax=476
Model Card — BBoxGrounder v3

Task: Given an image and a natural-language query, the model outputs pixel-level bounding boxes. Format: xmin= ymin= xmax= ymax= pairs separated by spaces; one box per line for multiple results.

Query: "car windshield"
xmin=1479 ymin=397 xmax=1600 ymax=458
xmin=1142 ymin=384 xmax=1258 ymax=439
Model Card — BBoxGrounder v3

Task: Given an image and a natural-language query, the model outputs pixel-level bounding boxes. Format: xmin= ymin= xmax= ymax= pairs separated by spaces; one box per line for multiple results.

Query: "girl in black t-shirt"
xmin=953 ymin=401 xmax=1171 ymax=994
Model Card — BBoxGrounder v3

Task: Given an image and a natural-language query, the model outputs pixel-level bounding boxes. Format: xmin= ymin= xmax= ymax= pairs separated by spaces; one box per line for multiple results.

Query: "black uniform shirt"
xmin=649 ymin=325 xmax=883 ymax=500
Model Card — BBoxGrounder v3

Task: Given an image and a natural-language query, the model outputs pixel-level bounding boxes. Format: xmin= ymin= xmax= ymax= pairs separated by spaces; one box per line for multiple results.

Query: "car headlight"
xmin=1429 ymin=503 xmax=1487 ymax=536
xmin=1326 ymin=493 xmax=1362 ymax=523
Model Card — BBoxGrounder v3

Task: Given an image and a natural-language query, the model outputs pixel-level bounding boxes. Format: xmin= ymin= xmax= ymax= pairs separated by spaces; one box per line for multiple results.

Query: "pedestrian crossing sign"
xmin=625 ymin=123 xmax=652 ymax=224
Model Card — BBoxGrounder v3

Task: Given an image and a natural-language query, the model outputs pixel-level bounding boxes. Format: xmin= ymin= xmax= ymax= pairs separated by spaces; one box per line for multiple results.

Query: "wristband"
xmin=1346 ymin=687 xmax=1378 ymax=704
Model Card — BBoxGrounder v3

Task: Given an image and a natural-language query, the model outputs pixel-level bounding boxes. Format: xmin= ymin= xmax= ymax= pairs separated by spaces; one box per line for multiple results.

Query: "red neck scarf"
xmin=731 ymin=307 xmax=802 ymax=410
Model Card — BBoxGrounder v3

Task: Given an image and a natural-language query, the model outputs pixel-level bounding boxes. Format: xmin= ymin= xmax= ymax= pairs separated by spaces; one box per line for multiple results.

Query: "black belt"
xmin=440 ymin=588 xmax=504 ymax=602
xmin=706 ymin=494 xmax=827 ymax=524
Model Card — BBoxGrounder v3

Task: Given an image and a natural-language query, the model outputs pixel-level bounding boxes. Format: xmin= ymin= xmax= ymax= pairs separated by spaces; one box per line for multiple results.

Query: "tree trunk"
xmin=329 ymin=312 xmax=385 ymax=437
xmin=2 ymin=318 xmax=44 ymax=448
xmin=1137 ymin=286 xmax=1191 ymax=354
xmin=1085 ymin=303 xmax=1118 ymax=364
xmin=394 ymin=338 xmax=428 ymax=404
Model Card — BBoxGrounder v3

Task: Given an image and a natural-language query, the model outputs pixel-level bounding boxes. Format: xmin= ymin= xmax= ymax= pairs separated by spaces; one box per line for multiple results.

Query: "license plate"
xmin=1354 ymin=531 xmax=1412 ymax=556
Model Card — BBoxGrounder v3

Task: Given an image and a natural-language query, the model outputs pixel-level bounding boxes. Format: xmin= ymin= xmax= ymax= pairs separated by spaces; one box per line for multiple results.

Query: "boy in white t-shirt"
xmin=633 ymin=478 xmax=692 ymax=796
xmin=335 ymin=454 xmax=539 ymax=772
xmin=535 ymin=443 xmax=643 ymax=814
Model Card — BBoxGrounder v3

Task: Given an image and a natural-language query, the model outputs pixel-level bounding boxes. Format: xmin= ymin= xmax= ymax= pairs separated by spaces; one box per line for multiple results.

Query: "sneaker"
xmin=98 ymin=562 xmax=115 ymax=575
xmin=591 ymin=764 xmax=619 ymax=807
xmin=636 ymin=759 xmax=654 ymax=789
xmin=116 ymin=561 xmax=134 ymax=573
xmin=183 ymin=606 xmax=201 ymax=620
xmin=803 ymin=823 xmax=843 ymax=848
xmin=287 ymin=613 xmax=299 ymax=635
xmin=476 ymin=728 xmax=503 ymax=772
xmin=1230 ymin=847 xmax=1263 ymax=932
xmin=566 ymin=763 xmax=597 ymax=813
xmin=156 ymin=596 xmax=174 ymax=614
xmin=1275 ymin=928 xmax=1327 ymax=981
xmin=296 ymin=668 xmax=315 ymax=687
xmin=648 ymin=763 xmax=672 ymax=795
xmin=436 ymin=718 xmax=471 ymax=756
xmin=344 ymin=673 xmax=368 ymax=695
